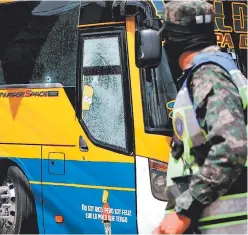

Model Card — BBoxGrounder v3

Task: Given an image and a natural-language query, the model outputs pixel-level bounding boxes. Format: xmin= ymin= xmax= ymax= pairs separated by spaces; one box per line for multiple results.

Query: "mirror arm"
xmin=112 ymin=0 xmax=162 ymax=30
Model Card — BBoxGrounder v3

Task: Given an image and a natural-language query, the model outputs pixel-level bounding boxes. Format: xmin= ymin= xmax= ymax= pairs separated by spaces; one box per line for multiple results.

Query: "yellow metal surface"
xmin=0 ymin=0 xmax=16 ymax=4
xmin=0 ymin=17 xmax=171 ymax=164
xmin=0 ymin=87 xmax=78 ymax=146
xmin=0 ymin=145 xmax=41 ymax=159
xmin=125 ymin=17 xmax=172 ymax=162
xmin=42 ymin=145 xmax=134 ymax=163
xmin=0 ymin=87 xmax=133 ymax=163
xmin=49 ymin=152 xmax=65 ymax=161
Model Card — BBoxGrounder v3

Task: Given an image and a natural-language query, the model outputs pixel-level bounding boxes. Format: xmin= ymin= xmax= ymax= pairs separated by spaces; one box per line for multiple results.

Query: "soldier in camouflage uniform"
xmin=153 ymin=1 xmax=247 ymax=234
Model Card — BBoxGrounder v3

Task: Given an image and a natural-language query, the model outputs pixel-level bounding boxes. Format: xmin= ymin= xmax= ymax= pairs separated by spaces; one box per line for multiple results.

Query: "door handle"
xmin=79 ymin=136 xmax=89 ymax=152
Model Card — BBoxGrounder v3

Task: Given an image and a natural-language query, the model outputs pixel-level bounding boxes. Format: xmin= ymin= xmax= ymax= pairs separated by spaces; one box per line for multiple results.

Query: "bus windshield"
xmin=140 ymin=47 xmax=178 ymax=135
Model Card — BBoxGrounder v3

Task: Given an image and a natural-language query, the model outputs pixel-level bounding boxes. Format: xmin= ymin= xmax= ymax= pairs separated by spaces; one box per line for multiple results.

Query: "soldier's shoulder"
xmin=192 ymin=63 xmax=230 ymax=85
xmin=190 ymin=63 xmax=237 ymax=106
xmin=191 ymin=63 xmax=238 ymax=91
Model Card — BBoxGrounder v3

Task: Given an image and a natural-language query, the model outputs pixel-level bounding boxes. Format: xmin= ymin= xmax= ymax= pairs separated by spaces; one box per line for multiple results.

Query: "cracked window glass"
xmin=81 ymin=35 xmax=127 ymax=150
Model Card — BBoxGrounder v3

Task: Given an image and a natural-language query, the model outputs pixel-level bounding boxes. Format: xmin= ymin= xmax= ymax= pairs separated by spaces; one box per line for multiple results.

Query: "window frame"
xmin=139 ymin=48 xmax=176 ymax=137
xmin=76 ymin=26 xmax=134 ymax=155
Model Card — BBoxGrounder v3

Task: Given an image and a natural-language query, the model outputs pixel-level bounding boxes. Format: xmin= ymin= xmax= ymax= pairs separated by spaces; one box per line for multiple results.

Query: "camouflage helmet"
xmin=160 ymin=0 xmax=215 ymax=33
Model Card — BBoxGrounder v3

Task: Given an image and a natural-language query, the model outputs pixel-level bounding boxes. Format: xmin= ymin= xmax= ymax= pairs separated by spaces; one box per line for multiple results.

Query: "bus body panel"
xmin=40 ymin=151 xmax=136 ymax=234
xmin=0 ymin=0 xmax=246 ymax=234
xmin=0 ymin=2 xmax=138 ymax=233
xmin=125 ymin=17 xmax=172 ymax=162
xmin=0 ymin=83 xmax=138 ymax=233
xmin=135 ymin=156 xmax=166 ymax=234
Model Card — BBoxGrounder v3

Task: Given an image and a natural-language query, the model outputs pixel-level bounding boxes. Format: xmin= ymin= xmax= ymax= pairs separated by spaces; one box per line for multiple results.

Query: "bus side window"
xmin=0 ymin=61 xmax=4 ymax=85
xmin=80 ymin=33 xmax=129 ymax=153
xmin=0 ymin=2 xmax=79 ymax=86
xmin=31 ymin=3 xmax=80 ymax=86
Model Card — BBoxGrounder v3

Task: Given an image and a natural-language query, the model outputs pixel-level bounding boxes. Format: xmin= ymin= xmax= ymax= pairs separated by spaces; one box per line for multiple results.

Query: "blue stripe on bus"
xmin=45 ymin=159 xmax=135 ymax=189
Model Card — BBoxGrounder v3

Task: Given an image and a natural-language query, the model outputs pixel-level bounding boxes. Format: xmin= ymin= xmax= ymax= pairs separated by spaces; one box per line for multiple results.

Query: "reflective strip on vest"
xmin=201 ymin=193 xmax=247 ymax=219
xmin=173 ymin=87 xmax=207 ymax=147
xmin=166 ymin=52 xmax=248 ymax=232
xmin=229 ymin=70 xmax=248 ymax=110
xmin=199 ymin=220 xmax=247 ymax=234
xmin=165 ymin=193 xmax=247 ymax=218
xmin=164 ymin=193 xmax=248 ymax=234
xmin=229 ymin=70 xmax=247 ymax=87
xmin=168 ymin=51 xmax=248 ymax=185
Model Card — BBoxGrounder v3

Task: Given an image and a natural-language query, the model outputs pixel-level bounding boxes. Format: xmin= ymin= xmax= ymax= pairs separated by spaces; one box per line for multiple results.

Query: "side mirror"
xmin=135 ymin=29 xmax=162 ymax=69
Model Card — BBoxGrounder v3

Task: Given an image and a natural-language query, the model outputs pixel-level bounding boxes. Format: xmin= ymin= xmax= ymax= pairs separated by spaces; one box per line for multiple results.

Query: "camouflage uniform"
xmin=174 ymin=46 xmax=247 ymax=210
xmin=163 ymin=0 xmax=247 ymax=221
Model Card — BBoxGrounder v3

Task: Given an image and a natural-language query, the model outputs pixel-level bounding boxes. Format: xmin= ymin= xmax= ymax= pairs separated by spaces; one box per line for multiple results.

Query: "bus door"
xmin=41 ymin=23 xmax=137 ymax=234
xmin=124 ymin=17 xmax=178 ymax=233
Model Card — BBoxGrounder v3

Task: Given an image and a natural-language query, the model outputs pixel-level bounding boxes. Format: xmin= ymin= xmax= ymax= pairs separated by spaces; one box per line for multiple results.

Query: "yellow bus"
xmin=0 ymin=0 xmax=177 ymax=234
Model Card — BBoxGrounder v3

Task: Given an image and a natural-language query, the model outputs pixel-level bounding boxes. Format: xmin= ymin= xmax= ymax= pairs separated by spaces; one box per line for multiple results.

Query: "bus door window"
xmin=140 ymin=47 xmax=178 ymax=136
xmin=79 ymin=30 xmax=132 ymax=154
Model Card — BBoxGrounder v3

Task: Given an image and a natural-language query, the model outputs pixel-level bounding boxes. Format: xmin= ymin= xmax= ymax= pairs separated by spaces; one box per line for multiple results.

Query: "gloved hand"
xmin=152 ymin=212 xmax=191 ymax=234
